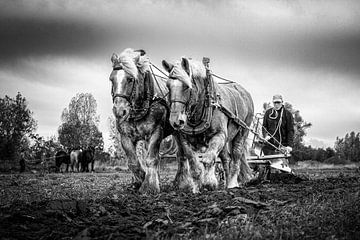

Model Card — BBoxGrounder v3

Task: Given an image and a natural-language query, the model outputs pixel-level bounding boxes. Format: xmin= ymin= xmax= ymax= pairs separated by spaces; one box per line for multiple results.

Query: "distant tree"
xmin=0 ymin=93 xmax=37 ymax=161
xmin=283 ymin=102 xmax=312 ymax=149
xmin=29 ymin=134 xmax=62 ymax=163
xmin=335 ymin=131 xmax=360 ymax=162
xmin=325 ymin=147 xmax=336 ymax=159
xmin=58 ymin=93 xmax=103 ymax=151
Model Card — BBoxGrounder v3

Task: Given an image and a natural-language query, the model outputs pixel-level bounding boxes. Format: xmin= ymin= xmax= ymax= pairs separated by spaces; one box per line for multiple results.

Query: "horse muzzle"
xmin=171 ymin=120 xmax=184 ymax=130
xmin=113 ymin=104 xmax=130 ymax=122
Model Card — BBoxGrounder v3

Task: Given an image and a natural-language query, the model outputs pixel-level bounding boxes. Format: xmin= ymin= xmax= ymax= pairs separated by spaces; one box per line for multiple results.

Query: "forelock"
xmin=170 ymin=62 xmax=193 ymax=88
xmin=188 ymin=59 xmax=206 ymax=79
xmin=118 ymin=48 xmax=150 ymax=77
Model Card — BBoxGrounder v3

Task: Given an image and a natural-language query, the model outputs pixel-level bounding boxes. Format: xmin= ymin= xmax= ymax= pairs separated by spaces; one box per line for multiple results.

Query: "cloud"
xmin=2 ymin=0 xmax=360 ymax=77
xmin=1 ymin=0 xmax=360 ymax=148
xmin=0 ymin=17 xmax=110 ymax=66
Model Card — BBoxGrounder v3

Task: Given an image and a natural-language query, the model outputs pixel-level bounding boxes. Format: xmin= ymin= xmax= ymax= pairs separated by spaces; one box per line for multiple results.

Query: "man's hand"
xmin=264 ymin=135 xmax=271 ymax=141
xmin=285 ymin=146 xmax=292 ymax=153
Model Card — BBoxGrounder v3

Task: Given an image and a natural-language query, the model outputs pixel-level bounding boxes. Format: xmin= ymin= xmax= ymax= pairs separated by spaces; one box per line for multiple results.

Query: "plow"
xmin=247 ymin=112 xmax=293 ymax=180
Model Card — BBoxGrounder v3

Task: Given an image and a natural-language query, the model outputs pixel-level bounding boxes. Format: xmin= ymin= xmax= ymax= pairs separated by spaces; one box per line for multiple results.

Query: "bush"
xmin=324 ymin=156 xmax=352 ymax=165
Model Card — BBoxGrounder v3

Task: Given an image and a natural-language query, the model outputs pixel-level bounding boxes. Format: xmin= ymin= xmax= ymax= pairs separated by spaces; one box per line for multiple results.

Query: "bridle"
xmin=168 ymin=77 xmax=194 ymax=114
xmin=111 ymin=65 xmax=137 ymax=105
xmin=111 ymin=63 xmax=171 ymax=121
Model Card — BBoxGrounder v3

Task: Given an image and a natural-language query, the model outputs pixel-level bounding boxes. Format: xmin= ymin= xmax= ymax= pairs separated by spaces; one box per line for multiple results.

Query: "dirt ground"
xmin=0 ymin=166 xmax=359 ymax=240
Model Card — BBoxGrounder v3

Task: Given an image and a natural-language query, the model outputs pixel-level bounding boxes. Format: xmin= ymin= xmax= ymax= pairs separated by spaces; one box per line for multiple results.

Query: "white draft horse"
xmin=162 ymin=58 xmax=254 ymax=191
xmin=109 ymin=48 xmax=172 ymax=194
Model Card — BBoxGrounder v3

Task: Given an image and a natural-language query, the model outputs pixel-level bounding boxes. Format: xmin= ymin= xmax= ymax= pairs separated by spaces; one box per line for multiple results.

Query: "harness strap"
xmin=178 ymin=68 xmax=214 ymax=135
xmin=215 ymin=103 xmax=288 ymax=154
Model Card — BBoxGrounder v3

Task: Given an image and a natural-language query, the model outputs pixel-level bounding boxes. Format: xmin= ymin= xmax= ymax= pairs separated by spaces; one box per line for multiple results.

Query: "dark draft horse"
xmin=81 ymin=146 xmax=95 ymax=172
xmin=109 ymin=48 xmax=172 ymax=194
xmin=55 ymin=150 xmax=70 ymax=172
xmin=162 ymin=57 xmax=254 ymax=191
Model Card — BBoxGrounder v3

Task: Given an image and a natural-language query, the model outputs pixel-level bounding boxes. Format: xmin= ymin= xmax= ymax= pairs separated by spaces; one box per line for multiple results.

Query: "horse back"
xmin=215 ymin=82 xmax=254 ymax=126
xmin=55 ymin=150 xmax=70 ymax=165
xmin=70 ymin=150 xmax=82 ymax=164
xmin=82 ymin=148 xmax=95 ymax=164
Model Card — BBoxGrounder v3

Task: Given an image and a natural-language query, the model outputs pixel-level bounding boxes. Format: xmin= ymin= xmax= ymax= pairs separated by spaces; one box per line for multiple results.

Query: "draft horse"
xmin=55 ymin=150 xmax=70 ymax=172
xmin=162 ymin=57 xmax=254 ymax=191
xmin=109 ymin=48 xmax=172 ymax=194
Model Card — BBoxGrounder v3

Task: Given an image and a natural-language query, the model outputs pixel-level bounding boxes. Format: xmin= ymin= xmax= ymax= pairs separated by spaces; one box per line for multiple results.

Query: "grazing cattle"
xmin=81 ymin=147 xmax=95 ymax=172
xmin=55 ymin=150 xmax=70 ymax=172
xmin=70 ymin=149 xmax=82 ymax=172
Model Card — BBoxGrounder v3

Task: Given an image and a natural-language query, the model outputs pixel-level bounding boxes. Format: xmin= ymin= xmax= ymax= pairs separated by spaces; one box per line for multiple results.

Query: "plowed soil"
xmin=1 ymin=167 xmax=359 ymax=239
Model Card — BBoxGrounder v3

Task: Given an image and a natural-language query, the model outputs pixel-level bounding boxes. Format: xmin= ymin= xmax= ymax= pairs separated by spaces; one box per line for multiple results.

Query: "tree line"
xmin=0 ymin=92 xmax=105 ymax=168
xmin=0 ymin=92 xmax=358 ymax=168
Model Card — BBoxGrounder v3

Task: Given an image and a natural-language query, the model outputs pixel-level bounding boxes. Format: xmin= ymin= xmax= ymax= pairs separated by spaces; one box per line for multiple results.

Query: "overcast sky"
xmin=1 ymin=0 xmax=359 ymax=149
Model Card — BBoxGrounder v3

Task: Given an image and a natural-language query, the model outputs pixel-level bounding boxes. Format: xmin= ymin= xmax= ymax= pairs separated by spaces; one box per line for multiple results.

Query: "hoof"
xmin=174 ymin=177 xmax=199 ymax=194
xmin=202 ymin=182 xmax=218 ymax=191
xmin=227 ymin=179 xmax=239 ymax=189
xmin=139 ymin=182 xmax=160 ymax=195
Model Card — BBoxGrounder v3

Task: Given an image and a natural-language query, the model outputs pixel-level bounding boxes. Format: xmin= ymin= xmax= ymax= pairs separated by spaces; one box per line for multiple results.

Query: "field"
xmin=0 ymin=164 xmax=359 ymax=240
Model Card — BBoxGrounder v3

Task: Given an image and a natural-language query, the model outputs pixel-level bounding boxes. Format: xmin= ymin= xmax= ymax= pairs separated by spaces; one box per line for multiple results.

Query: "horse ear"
xmin=162 ymin=60 xmax=174 ymax=73
xmin=135 ymin=49 xmax=146 ymax=56
xmin=111 ymin=53 xmax=119 ymax=64
xmin=181 ymin=57 xmax=191 ymax=76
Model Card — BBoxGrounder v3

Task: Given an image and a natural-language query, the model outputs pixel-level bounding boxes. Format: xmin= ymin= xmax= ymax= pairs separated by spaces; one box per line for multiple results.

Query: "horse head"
xmin=162 ymin=57 xmax=205 ymax=130
xmin=109 ymin=48 xmax=149 ymax=121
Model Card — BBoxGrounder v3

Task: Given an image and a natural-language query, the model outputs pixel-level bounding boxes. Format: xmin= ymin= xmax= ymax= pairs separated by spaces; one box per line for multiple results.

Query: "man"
xmin=262 ymin=94 xmax=294 ymax=155
xmin=259 ymin=94 xmax=294 ymax=181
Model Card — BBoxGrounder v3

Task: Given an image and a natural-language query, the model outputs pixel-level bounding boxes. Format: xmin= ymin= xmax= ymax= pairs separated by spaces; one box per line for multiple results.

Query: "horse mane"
xmin=187 ymin=58 xmax=206 ymax=81
xmin=170 ymin=58 xmax=206 ymax=89
xmin=118 ymin=48 xmax=150 ymax=78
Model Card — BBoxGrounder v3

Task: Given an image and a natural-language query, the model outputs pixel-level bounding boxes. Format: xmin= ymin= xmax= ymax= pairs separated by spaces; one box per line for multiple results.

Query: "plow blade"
xmin=248 ymin=154 xmax=293 ymax=173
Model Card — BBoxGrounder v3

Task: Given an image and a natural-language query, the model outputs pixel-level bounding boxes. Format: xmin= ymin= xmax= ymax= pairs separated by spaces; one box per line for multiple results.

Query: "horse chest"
xmin=118 ymin=120 xmax=156 ymax=141
xmin=185 ymin=133 xmax=214 ymax=150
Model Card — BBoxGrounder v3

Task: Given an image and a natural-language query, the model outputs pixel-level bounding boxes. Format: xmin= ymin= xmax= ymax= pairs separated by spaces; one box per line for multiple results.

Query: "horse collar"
xmin=179 ymin=69 xmax=216 ymax=135
xmin=128 ymin=71 xmax=155 ymax=121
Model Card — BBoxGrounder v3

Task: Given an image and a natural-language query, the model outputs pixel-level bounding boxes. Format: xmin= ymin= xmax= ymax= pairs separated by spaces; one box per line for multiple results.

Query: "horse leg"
xmin=91 ymin=160 xmax=94 ymax=172
xmin=229 ymin=130 xmax=252 ymax=188
xmin=219 ymin=148 xmax=231 ymax=188
xmin=173 ymin=134 xmax=200 ymax=193
xmin=200 ymin=132 xmax=226 ymax=190
xmin=139 ymin=127 xmax=163 ymax=194
xmin=121 ymin=136 xmax=145 ymax=189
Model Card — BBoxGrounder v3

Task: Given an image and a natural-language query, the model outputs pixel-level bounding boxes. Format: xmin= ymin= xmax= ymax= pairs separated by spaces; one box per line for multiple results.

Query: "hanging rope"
xmin=150 ymin=62 xmax=169 ymax=78
xmin=150 ymin=65 xmax=166 ymax=98
xmin=211 ymin=73 xmax=236 ymax=84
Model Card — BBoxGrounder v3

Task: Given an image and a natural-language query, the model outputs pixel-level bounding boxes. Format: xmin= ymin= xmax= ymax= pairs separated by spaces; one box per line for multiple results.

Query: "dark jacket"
xmin=262 ymin=106 xmax=294 ymax=148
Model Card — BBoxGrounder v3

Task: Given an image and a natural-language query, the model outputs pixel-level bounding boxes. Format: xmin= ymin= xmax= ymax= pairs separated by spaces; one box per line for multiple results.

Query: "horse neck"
xmin=133 ymin=71 xmax=151 ymax=107
xmin=188 ymin=76 xmax=206 ymax=122
xmin=133 ymin=71 xmax=169 ymax=107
